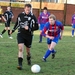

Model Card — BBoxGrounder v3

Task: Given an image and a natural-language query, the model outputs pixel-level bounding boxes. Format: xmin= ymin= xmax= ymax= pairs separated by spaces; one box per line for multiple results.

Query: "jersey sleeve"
xmin=38 ymin=12 xmax=42 ymax=24
xmin=30 ymin=14 xmax=39 ymax=31
xmin=59 ymin=21 xmax=64 ymax=30
xmin=11 ymin=11 xmax=14 ymax=17
xmin=41 ymin=22 xmax=49 ymax=37
xmin=12 ymin=14 xmax=20 ymax=33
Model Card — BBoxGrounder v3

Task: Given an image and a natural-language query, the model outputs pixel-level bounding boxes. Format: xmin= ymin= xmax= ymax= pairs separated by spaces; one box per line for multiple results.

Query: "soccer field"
xmin=0 ymin=24 xmax=75 ymax=75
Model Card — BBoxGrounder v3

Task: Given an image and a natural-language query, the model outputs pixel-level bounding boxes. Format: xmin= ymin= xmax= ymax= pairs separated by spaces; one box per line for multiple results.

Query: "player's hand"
xmin=49 ymin=36 xmax=54 ymax=40
xmin=12 ymin=16 xmax=14 ymax=19
xmin=24 ymin=26 xmax=29 ymax=30
xmin=60 ymin=36 xmax=62 ymax=40
xmin=71 ymin=24 xmax=73 ymax=26
xmin=46 ymin=35 xmax=54 ymax=40
xmin=39 ymin=24 xmax=40 ymax=27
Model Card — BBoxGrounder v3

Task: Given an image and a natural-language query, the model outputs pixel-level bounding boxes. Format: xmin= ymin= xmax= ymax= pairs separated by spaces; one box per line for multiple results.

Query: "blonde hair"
xmin=49 ymin=14 xmax=56 ymax=20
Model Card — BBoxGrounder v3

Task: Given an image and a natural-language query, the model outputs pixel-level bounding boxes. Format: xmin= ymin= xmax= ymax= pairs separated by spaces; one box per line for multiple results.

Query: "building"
xmin=0 ymin=0 xmax=17 ymax=1
xmin=0 ymin=0 xmax=75 ymax=25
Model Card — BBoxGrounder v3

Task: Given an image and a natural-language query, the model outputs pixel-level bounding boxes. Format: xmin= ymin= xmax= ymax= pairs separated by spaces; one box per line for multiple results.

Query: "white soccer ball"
xmin=31 ymin=64 xmax=41 ymax=73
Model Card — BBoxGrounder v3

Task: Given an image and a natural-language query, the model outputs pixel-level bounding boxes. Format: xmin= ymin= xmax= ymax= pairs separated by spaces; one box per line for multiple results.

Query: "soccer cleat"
xmin=0 ymin=35 xmax=3 ymax=38
xmin=39 ymin=41 xmax=42 ymax=43
xmin=17 ymin=65 xmax=22 ymax=70
xmin=27 ymin=59 xmax=31 ymax=65
xmin=72 ymin=35 xmax=74 ymax=37
xmin=42 ymin=57 xmax=46 ymax=62
xmin=27 ymin=55 xmax=31 ymax=65
xmin=9 ymin=36 xmax=13 ymax=39
xmin=52 ymin=51 xmax=56 ymax=59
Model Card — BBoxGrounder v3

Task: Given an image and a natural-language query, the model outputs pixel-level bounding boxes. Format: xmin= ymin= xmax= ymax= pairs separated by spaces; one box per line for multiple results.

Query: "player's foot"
xmin=52 ymin=51 xmax=56 ymax=59
xmin=0 ymin=34 xmax=3 ymax=38
xmin=27 ymin=55 xmax=31 ymax=65
xmin=42 ymin=57 xmax=46 ymax=62
xmin=27 ymin=59 xmax=31 ymax=65
xmin=72 ymin=35 xmax=74 ymax=37
xmin=17 ymin=65 xmax=22 ymax=70
xmin=9 ymin=36 xmax=13 ymax=39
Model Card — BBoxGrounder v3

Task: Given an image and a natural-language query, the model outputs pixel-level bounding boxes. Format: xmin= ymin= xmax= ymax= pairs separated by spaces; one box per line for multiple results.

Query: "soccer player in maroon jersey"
xmin=38 ymin=7 xmax=50 ymax=43
xmin=41 ymin=14 xmax=64 ymax=61
xmin=71 ymin=12 xmax=75 ymax=37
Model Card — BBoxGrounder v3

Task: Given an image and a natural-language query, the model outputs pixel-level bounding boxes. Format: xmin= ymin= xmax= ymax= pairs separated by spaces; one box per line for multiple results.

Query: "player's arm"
xmin=41 ymin=22 xmax=49 ymax=37
xmin=71 ymin=16 xmax=74 ymax=25
xmin=38 ymin=12 xmax=42 ymax=26
xmin=60 ymin=30 xmax=63 ymax=39
xmin=10 ymin=17 xmax=19 ymax=34
xmin=41 ymin=25 xmax=54 ymax=40
xmin=2 ymin=16 xmax=6 ymax=22
xmin=11 ymin=11 xmax=14 ymax=19
xmin=2 ymin=12 xmax=6 ymax=22
xmin=60 ymin=24 xmax=64 ymax=39
xmin=30 ymin=15 xmax=39 ymax=31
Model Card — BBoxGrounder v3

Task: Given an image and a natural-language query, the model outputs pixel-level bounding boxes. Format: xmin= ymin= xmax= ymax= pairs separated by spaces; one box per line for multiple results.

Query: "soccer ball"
xmin=31 ymin=64 xmax=41 ymax=73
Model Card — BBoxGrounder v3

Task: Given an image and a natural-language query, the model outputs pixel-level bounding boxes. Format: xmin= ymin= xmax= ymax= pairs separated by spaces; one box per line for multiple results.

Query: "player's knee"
xmin=8 ymin=27 xmax=10 ymax=30
xmin=19 ymin=48 xmax=23 ymax=52
xmin=49 ymin=47 xmax=53 ymax=50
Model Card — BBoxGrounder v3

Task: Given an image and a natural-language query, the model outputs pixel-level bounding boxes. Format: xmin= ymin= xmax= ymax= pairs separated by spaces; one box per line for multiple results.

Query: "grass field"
xmin=0 ymin=24 xmax=75 ymax=75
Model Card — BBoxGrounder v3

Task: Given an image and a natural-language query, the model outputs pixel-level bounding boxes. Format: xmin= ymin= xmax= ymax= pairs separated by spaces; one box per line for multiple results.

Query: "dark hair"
xmin=43 ymin=7 xmax=47 ymax=10
xmin=25 ymin=4 xmax=32 ymax=8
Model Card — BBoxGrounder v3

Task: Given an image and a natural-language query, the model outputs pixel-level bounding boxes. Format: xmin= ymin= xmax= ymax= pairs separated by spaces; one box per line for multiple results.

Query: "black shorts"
xmin=0 ymin=14 xmax=2 ymax=18
xmin=5 ymin=19 xmax=11 ymax=27
xmin=17 ymin=33 xmax=33 ymax=48
xmin=0 ymin=14 xmax=2 ymax=21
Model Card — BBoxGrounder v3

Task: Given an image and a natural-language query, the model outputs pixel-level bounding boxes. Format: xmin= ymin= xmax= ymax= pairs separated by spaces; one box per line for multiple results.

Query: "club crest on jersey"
xmin=28 ymin=17 xmax=31 ymax=20
xmin=74 ymin=17 xmax=75 ymax=19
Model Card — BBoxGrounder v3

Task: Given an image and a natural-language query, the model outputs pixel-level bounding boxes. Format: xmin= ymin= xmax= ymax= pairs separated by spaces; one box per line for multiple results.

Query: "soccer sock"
xmin=39 ymin=34 xmax=42 ymax=42
xmin=72 ymin=30 xmax=74 ymax=36
xmin=1 ymin=29 xmax=6 ymax=35
xmin=27 ymin=53 xmax=31 ymax=60
xmin=8 ymin=30 xmax=10 ymax=37
xmin=18 ymin=57 xmax=23 ymax=66
xmin=44 ymin=49 xmax=52 ymax=59
xmin=51 ymin=49 xmax=55 ymax=53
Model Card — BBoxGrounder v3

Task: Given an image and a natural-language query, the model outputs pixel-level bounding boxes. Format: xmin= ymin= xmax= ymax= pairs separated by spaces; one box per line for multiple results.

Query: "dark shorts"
xmin=17 ymin=33 xmax=33 ymax=48
xmin=5 ymin=19 xmax=11 ymax=27
xmin=0 ymin=14 xmax=2 ymax=21
xmin=0 ymin=14 xmax=2 ymax=18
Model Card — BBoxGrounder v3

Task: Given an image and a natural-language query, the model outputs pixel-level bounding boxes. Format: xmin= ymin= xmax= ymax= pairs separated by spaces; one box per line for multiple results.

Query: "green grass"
xmin=0 ymin=24 xmax=75 ymax=75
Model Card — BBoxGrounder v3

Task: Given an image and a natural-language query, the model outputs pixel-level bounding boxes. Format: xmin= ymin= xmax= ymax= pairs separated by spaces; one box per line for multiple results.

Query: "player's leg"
xmin=47 ymin=38 xmax=51 ymax=49
xmin=0 ymin=21 xmax=10 ymax=38
xmin=39 ymin=30 xmax=42 ymax=43
xmin=7 ymin=21 xmax=13 ymax=39
xmin=0 ymin=26 xmax=7 ymax=38
xmin=43 ymin=38 xmax=51 ymax=61
xmin=72 ymin=24 xmax=75 ymax=37
xmin=17 ymin=43 xmax=24 ymax=70
xmin=8 ymin=27 xmax=13 ymax=39
xmin=39 ymin=24 xmax=44 ymax=43
xmin=72 ymin=29 xmax=74 ymax=37
xmin=43 ymin=41 xmax=56 ymax=62
xmin=26 ymin=47 xmax=31 ymax=65
xmin=47 ymin=38 xmax=56 ymax=59
xmin=17 ymin=33 xmax=24 ymax=70
xmin=25 ymin=35 xmax=33 ymax=65
xmin=43 ymin=36 xmax=60 ymax=61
